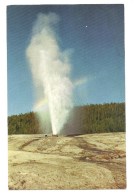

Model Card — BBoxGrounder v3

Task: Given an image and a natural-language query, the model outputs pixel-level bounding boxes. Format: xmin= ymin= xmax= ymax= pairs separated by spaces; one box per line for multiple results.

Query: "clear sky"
xmin=7 ymin=4 xmax=125 ymax=116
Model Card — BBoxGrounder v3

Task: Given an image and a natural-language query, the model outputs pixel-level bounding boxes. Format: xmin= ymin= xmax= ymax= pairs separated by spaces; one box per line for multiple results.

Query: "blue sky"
xmin=7 ymin=4 xmax=125 ymax=116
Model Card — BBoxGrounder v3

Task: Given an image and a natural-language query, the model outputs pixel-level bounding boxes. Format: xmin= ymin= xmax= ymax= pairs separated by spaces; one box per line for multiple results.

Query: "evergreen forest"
xmin=8 ymin=103 xmax=125 ymax=135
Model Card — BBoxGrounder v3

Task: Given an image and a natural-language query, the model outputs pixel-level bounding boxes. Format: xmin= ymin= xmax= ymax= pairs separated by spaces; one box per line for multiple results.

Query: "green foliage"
xmin=8 ymin=103 xmax=125 ymax=135
xmin=63 ymin=102 xmax=125 ymax=135
xmin=8 ymin=112 xmax=42 ymax=135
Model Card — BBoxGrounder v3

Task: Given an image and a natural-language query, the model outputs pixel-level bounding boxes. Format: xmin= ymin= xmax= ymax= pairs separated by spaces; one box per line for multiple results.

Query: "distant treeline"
xmin=8 ymin=103 xmax=125 ymax=135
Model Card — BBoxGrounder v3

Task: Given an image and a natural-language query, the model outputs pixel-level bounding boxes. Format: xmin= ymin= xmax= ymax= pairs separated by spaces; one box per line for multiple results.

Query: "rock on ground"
xmin=8 ymin=132 xmax=126 ymax=190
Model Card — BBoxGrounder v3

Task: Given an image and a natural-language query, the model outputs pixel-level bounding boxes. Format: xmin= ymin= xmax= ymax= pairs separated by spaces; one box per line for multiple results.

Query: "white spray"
xmin=26 ymin=13 xmax=73 ymax=135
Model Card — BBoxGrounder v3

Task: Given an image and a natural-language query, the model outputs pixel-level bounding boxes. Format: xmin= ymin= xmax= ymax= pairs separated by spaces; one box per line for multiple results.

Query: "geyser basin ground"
xmin=8 ymin=132 xmax=126 ymax=190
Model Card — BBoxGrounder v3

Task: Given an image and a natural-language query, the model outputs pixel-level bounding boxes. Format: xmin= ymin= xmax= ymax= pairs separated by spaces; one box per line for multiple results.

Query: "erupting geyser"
xmin=26 ymin=13 xmax=73 ymax=135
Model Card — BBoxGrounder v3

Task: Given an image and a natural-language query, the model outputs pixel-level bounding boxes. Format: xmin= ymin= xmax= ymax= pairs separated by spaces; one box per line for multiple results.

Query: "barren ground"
xmin=8 ymin=132 xmax=126 ymax=190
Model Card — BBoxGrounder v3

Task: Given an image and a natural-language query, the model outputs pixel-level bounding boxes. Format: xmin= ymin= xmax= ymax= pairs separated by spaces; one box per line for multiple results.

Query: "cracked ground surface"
xmin=8 ymin=132 xmax=126 ymax=190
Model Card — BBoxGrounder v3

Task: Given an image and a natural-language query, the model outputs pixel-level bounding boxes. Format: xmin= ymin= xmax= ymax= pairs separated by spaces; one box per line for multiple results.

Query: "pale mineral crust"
xmin=8 ymin=132 xmax=126 ymax=190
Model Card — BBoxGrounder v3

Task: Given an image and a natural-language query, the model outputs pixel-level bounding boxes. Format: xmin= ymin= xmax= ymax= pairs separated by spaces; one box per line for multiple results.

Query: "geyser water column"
xmin=26 ymin=13 xmax=73 ymax=135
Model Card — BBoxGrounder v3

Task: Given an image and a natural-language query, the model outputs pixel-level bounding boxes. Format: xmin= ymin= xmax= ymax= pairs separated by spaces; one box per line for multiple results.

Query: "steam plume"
xmin=26 ymin=13 xmax=73 ymax=135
